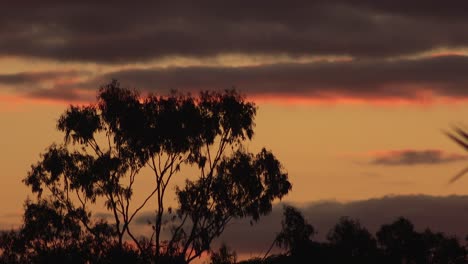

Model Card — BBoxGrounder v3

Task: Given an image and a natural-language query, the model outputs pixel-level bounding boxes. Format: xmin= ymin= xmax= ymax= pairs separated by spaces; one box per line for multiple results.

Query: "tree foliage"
xmin=1 ymin=80 xmax=291 ymax=263
xmin=250 ymin=207 xmax=467 ymax=264
xmin=209 ymin=243 xmax=237 ymax=264
xmin=327 ymin=217 xmax=378 ymax=263
xmin=275 ymin=205 xmax=315 ymax=257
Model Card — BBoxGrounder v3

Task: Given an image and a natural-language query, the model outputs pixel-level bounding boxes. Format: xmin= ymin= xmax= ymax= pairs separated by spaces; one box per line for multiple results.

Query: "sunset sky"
xmin=3 ymin=1 xmax=468 ymax=258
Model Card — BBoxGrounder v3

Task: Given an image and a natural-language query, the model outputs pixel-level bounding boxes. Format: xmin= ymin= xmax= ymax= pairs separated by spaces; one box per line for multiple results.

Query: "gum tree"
xmin=17 ymin=80 xmax=291 ymax=263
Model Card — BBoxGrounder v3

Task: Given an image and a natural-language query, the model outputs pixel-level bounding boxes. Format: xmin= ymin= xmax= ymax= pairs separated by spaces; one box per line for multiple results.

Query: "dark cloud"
xmin=134 ymin=211 xmax=157 ymax=226
xmin=2 ymin=1 xmax=468 ymax=63
xmin=45 ymin=55 xmax=468 ymax=101
xmin=7 ymin=3 xmax=468 ymax=102
xmin=0 ymin=71 xmax=86 ymax=86
xmin=92 ymin=212 xmax=113 ymax=221
xmin=27 ymin=87 xmax=93 ymax=102
xmin=371 ymin=149 xmax=468 ymax=166
xmin=333 ymin=0 xmax=468 ymax=21
xmin=0 ymin=70 xmax=91 ymax=101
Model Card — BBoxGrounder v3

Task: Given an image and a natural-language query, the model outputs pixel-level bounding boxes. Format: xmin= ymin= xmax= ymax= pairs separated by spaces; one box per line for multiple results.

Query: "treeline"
xmin=0 ymin=206 xmax=466 ymax=264
xmin=233 ymin=206 xmax=467 ymax=264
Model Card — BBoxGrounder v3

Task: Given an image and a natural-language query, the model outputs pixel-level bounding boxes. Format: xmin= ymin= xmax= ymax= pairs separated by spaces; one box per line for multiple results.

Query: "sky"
xmin=3 ymin=1 xmax=468 ymax=259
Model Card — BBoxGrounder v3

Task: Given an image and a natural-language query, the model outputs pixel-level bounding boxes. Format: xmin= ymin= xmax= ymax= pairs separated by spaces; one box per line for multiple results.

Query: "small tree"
xmin=11 ymin=80 xmax=291 ymax=263
xmin=210 ymin=244 xmax=237 ymax=264
xmin=274 ymin=205 xmax=315 ymax=258
xmin=327 ymin=217 xmax=378 ymax=263
xmin=421 ymin=229 xmax=467 ymax=264
xmin=377 ymin=217 xmax=426 ymax=264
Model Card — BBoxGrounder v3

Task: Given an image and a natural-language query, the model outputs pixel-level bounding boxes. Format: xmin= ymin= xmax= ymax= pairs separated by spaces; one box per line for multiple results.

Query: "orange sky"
xmin=2 ymin=95 xmax=468 ymax=229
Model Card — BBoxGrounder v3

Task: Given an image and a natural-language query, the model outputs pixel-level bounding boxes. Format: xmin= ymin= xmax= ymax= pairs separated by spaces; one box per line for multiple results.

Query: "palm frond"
xmin=448 ymin=166 xmax=468 ymax=184
xmin=444 ymin=126 xmax=468 ymax=183
xmin=453 ymin=126 xmax=468 ymax=141
xmin=444 ymin=130 xmax=468 ymax=151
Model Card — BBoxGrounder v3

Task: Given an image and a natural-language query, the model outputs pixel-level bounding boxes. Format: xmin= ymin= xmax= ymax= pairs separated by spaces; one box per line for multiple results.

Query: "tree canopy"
xmin=0 ymin=80 xmax=292 ymax=263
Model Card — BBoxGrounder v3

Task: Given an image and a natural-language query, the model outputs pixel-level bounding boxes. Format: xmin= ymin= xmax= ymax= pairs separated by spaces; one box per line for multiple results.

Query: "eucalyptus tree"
xmin=18 ymin=80 xmax=291 ymax=263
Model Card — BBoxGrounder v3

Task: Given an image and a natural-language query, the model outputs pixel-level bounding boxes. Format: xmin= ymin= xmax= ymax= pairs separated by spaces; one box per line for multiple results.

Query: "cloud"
xmin=133 ymin=211 xmax=156 ymax=226
xmin=93 ymin=212 xmax=113 ymax=221
xmin=0 ymin=70 xmax=92 ymax=102
xmin=0 ymin=70 xmax=87 ymax=86
xmin=6 ymin=3 xmax=468 ymax=104
xmin=2 ymin=1 xmax=468 ymax=63
xmin=41 ymin=55 xmax=468 ymax=102
xmin=26 ymin=87 xmax=94 ymax=102
xmin=333 ymin=0 xmax=468 ymax=20
xmin=370 ymin=149 xmax=468 ymax=166
xmin=5 ymin=2 xmax=468 ymax=103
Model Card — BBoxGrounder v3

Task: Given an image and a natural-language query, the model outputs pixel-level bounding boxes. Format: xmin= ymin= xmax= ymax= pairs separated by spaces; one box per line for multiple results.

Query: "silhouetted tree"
xmin=237 ymin=206 xmax=317 ymax=264
xmin=326 ymin=216 xmax=378 ymax=264
xmin=421 ymin=229 xmax=466 ymax=264
xmin=3 ymin=80 xmax=291 ymax=263
xmin=274 ymin=205 xmax=315 ymax=262
xmin=238 ymin=213 xmax=466 ymax=264
xmin=0 ymin=230 xmax=26 ymax=263
xmin=237 ymin=255 xmax=289 ymax=264
xmin=210 ymin=243 xmax=237 ymax=264
xmin=376 ymin=217 xmax=428 ymax=264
